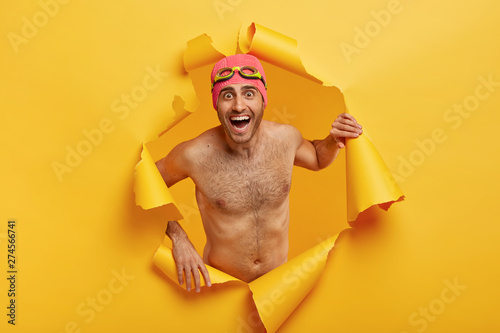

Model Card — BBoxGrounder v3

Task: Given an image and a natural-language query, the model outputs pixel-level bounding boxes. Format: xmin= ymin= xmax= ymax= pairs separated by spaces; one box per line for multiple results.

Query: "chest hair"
xmin=197 ymin=141 xmax=293 ymax=215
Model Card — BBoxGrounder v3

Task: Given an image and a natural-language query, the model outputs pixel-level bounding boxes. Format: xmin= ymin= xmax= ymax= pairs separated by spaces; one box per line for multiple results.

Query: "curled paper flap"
xmin=248 ymin=234 xmax=338 ymax=333
xmin=344 ymin=116 xmax=404 ymax=221
xmin=133 ymin=144 xmax=183 ymax=219
xmin=239 ymin=22 xmax=322 ymax=84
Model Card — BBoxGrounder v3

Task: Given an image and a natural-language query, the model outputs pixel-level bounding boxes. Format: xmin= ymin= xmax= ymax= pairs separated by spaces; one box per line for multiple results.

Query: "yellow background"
xmin=1 ymin=0 xmax=499 ymax=332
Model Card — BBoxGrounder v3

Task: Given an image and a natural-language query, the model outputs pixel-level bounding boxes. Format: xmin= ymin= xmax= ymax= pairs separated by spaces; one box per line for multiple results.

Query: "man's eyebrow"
xmin=219 ymin=85 xmax=257 ymax=94
xmin=220 ymin=86 xmax=235 ymax=93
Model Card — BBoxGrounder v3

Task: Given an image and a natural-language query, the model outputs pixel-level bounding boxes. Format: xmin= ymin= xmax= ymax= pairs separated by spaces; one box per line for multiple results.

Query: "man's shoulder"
xmin=189 ymin=126 xmax=222 ymax=145
xmin=176 ymin=126 xmax=222 ymax=156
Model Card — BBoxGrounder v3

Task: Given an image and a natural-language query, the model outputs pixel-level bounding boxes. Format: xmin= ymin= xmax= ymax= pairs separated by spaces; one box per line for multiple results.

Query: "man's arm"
xmin=294 ymin=113 xmax=362 ymax=171
xmin=155 ymin=142 xmax=211 ymax=292
xmin=155 ymin=141 xmax=191 ymax=188
xmin=166 ymin=221 xmax=211 ymax=292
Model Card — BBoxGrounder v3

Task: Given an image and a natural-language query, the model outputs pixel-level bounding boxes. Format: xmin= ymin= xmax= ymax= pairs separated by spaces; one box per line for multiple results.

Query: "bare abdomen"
xmin=202 ymin=210 xmax=290 ymax=283
xmin=205 ymin=235 xmax=288 ymax=283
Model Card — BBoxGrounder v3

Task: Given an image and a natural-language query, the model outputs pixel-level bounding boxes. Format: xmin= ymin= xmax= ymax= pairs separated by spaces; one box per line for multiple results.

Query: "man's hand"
xmin=294 ymin=113 xmax=363 ymax=170
xmin=330 ymin=113 xmax=363 ymax=148
xmin=167 ymin=221 xmax=211 ymax=292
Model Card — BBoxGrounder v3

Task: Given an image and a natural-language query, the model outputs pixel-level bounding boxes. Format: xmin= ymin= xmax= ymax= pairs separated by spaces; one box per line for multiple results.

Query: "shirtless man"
xmin=156 ymin=54 xmax=362 ymax=292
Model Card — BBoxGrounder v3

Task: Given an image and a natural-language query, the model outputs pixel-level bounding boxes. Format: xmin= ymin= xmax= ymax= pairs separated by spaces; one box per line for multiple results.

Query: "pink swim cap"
xmin=211 ymin=54 xmax=267 ymax=110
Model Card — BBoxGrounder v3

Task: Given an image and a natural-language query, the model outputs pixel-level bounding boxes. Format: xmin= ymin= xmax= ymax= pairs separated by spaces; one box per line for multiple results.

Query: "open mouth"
xmin=229 ymin=115 xmax=251 ymax=132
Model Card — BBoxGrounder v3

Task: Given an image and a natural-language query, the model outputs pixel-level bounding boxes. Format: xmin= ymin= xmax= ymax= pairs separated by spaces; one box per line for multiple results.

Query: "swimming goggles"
xmin=211 ymin=66 xmax=267 ymax=92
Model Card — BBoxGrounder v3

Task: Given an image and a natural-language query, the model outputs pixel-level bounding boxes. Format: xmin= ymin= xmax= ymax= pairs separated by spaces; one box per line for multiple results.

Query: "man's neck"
xmin=223 ymin=125 xmax=263 ymax=158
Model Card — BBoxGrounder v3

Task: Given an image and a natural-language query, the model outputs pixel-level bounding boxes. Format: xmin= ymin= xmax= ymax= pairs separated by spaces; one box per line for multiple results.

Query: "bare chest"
xmin=195 ymin=145 xmax=294 ymax=214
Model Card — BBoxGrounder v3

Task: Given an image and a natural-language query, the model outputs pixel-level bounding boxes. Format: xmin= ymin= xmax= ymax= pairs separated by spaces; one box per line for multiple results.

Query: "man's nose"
xmin=232 ymin=95 xmax=246 ymax=112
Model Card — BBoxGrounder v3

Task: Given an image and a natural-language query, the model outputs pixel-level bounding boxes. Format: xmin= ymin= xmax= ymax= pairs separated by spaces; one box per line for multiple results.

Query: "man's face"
xmin=216 ymin=83 xmax=265 ymax=144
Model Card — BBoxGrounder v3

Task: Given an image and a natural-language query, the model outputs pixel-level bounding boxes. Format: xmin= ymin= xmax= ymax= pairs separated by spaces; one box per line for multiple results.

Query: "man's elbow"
xmin=155 ymin=158 xmax=172 ymax=185
xmin=155 ymin=159 xmax=162 ymax=169
xmin=155 ymin=159 xmax=164 ymax=175
xmin=315 ymin=159 xmax=335 ymax=171
xmin=308 ymin=162 xmax=323 ymax=172
xmin=312 ymin=164 xmax=322 ymax=171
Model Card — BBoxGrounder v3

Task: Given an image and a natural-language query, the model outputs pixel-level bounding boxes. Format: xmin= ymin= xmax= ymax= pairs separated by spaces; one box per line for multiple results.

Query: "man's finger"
xmin=338 ymin=119 xmax=362 ymax=129
xmin=192 ymin=266 xmax=201 ymax=293
xmin=333 ymin=122 xmax=362 ymax=133
xmin=337 ymin=113 xmax=362 ymax=128
xmin=339 ymin=112 xmax=358 ymax=121
xmin=177 ymin=267 xmax=184 ymax=286
xmin=199 ymin=264 xmax=212 ymax=287
xmin=185 ymin=268 xmax=192 ymax=292
xmin=331 ymin=129 xmax=361 ymax=139
xmin=339 ymin=131 xmax=361 ymax=138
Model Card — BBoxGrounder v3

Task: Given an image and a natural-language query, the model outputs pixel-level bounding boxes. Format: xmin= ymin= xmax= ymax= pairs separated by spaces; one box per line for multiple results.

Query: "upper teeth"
xmin=231 ymin=116 xmax=250 ymax=121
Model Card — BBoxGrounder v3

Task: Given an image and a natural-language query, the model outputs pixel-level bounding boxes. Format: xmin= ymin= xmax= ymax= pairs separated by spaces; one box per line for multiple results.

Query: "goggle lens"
xmin=216 ymin=66 xmax=258 ymax=78
xmin=211 ymin=66 xmax=266 ymax=91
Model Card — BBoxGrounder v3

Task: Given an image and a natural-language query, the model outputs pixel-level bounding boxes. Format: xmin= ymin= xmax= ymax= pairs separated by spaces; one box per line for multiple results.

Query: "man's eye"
xmin=245 ymin=91 xmax=254 ymax=97
xmin=224 ymin=92 xmax=233 ymax=99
